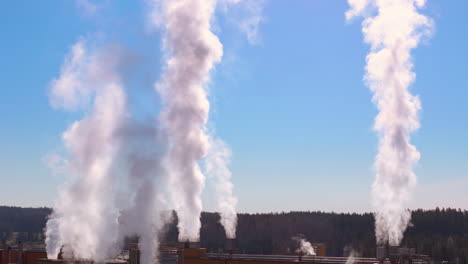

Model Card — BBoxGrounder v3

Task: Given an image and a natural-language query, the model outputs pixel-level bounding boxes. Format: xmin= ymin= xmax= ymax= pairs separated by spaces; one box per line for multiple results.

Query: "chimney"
xmin=389 ymin=246 xmax=399 ymax=264
xmin=177 ymin=241 xmax=200 ymax=249
xmin=225 ymin=238 xmax=235 ymax=257
xmin=8 ymin=247 xmax=11 ymax=264
xmin=188 ymin=242 xmax=200 ymax=249
xmin=376 ymin=246 xmax=386 ymax=264
xmin=177 ymin=240 xmax=201 ymax=264
xmin=298 ymin=251 xmax=303 ymax=262
xmin=129 ymin=245 xmax=140 ymax=264
xmin=17 ymin=243 xmax=23 ymax=264
xmin=177 ymin=241 xmax=188 ymax=249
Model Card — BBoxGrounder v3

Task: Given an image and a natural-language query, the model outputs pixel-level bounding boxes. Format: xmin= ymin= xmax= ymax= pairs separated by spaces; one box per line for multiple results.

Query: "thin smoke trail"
xmin=205 ymin=138 xmax=238 ymax=238
xmin=346 ymin=0 xmax=433 ymax=245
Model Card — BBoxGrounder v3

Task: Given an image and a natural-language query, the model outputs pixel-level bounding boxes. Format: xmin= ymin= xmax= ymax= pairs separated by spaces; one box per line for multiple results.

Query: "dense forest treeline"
xmin=1 ymin=206 xmax=468 ymax=263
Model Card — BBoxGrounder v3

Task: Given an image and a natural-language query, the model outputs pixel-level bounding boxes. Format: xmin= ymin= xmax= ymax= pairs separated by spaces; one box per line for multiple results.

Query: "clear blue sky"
xmin=0 ymin=1 xmax=466 ymax=213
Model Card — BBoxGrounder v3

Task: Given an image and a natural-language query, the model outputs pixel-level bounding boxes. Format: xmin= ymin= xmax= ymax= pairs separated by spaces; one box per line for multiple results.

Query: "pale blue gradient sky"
xmin=0 ymin=1 xmax=466 ymax=212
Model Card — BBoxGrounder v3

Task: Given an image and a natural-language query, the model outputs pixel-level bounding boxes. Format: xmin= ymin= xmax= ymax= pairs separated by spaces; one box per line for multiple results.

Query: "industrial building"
xmin=1 ymin=242 xmax=431 ymax=264
xmin=1 ymin=244 xmax=46 ymax=264
xmin=174 ymin=242 xmax=430 ymax=264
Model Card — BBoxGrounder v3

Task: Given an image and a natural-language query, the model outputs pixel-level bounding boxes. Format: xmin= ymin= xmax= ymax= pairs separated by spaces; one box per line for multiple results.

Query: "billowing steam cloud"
xmin=115 ymin=120 xmax=172 ymax=264
xmin=292 ymin=237 xmax=316 ymax=256
xmin=46 ymin=40 xmax=126 ymax=261
xmin=45 ymin=39 xmax=170 ymax=264
xmin=151 ymin=0 xmax=237 ymax=241
xmin=346 ymin=0 xmax=433 ymax=245
xmin=46 ymin=0 xmax=243 ymax=258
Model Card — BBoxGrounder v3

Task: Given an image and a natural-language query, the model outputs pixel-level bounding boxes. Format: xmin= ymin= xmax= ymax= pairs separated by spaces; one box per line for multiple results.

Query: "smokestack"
xmin=188 ymin=242 xmax=200 ymax=249
xmin=129 ymin=248 xmax=140 ymax=264
xmin=225 ymin=238 xmax=234 ymax=252
xmin=176 ymin=240 xmax=200 ymax=249
xmin=177 ymin=242 xmax=185 ymax=264
xmin=176 ymin=240 xmax=200 ymax=264
xmin=225 ymin=238 xmax=235 ymax=258
xmin=389 ymin=246 xmax=399 ymax=264
xmin=8 ymin=246 xmax=11 ymax=264
xmin=376 ymin=245 xmax=386 ymax=264
xmin=177 ymin=241 xmax=187 ymax=250
xmin=17 ymin=242 xmax=23 ymax=264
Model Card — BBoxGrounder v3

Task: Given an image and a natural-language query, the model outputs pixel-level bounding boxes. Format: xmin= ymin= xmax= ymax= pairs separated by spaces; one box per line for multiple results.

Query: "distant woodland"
xmin=1 ymin=206 xmax=468 ymax=263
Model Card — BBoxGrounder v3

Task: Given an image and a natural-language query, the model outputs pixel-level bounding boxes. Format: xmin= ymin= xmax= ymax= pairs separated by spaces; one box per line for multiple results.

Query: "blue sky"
xmin=0 ymin=0 xmax=466 ymax=213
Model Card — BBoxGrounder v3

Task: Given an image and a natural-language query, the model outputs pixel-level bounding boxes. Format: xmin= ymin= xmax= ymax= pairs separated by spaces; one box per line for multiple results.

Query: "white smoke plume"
xmin=115 ymin=121 xmax=172 ymax=264
xmin=292 ymin=237 xmax=316 ymax=256
xmin=346 ymin=0 xmax=433 ymax=245
xmin=46 ymin=0 xmax=240 ymax=258
xmin=45 ymin=39 xmax=170 ymax=264
xmin=46 ymin=39 xmax=127 ymax=260
xmin=205 ymin=138 xmax=238 ymax=238
xmin=151 ymin=0 xmax=233 ymax=242
xmin=345 ymin=250 xmax=358 ymax=264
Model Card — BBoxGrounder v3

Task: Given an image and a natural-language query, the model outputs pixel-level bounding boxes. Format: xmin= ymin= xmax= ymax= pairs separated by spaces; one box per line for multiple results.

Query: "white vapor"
xmin=49 ymin=40 xmax=92 ymax=110
xmin=221 ymin=0 xmax=266 ymax=45
xmin=45 ymin=39 xmax=170 ymax=264
xmin=47 ymin=0 xmax=241 ymax=258
xmin=346 ymin=0 xmax=433 ymax=245
xmin=205 ymin=138 xmax=238 ymax=238
xmin=46 ymin=39 xmax=127 ymax=260
xmin=151 ymin=0 xmax=238 ymax=241
xmin=292 ymin=237 xmax=316 ymax=256
xmin=151 ymin=0 xmax=222 ymax=242
xmin=345 ymin=250 xmax=358 ymax=264
xmin=115 ymin=120 xmax=172 ymax=264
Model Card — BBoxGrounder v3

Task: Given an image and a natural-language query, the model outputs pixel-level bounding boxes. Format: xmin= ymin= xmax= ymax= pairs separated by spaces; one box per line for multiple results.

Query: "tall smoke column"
xmin=45 ymin=40 xmax=126 ymax=260
xmin=346 ymin=0 xmax=433 ymax=245
xmin=152 ymin=0 xmax=224 ymax=241
xmin=118 ymin=179 xmax=169 ymax=264
xmin=205 ymin=138 xmax=238 ymax=238
xmin=116 ymin=122 xmax=172 ymax=264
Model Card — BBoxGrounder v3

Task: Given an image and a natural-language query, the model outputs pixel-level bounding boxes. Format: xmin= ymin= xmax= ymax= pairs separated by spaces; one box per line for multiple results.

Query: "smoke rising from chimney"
xmin=292 ymin=237 xmax=316 ymax=256
xmin=151 ymin=0 xmax=238 ymax=241
xmin=205 ymin=138 xmax=238 ymax=238
xmin=45 ymin=39 xmax=170 ymax=264
xmin=346 ymin=0 xmax=433 ymax=245
xmin=45 ymin=0 xmax=250 ymax=258
xmin=345 ymin=250 xmax=358 ymax=264
xmin=115 ymin=120 xmax=172 ymax=264
xmin=45 ymin=40 xmax=127 ymax=260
